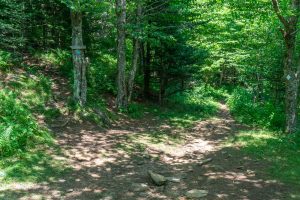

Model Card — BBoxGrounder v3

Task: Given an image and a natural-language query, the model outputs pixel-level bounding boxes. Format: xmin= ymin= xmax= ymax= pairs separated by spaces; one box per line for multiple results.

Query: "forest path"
xmin=1 ymin=68 xmax=292 ymax=200
xmin=4 ymin=103 xmax=292 ymax=200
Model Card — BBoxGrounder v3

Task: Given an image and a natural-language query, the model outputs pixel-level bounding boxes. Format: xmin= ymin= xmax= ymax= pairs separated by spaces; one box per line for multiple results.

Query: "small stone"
xmin=67 ymin=189 xmax=74 ymax=193
xmin=131 ymin=183 xmax=149 ymax=192
xmin=166 ymin=177 xmax=181 ymax=183
xmin=186 ymin=189 xmax=208 ymax=198
xmin=139 ymin=192 xmax=148 ymax=197
xmin=100 ymin=196 xmax=113 ymax=200
xmin=148 ymin=170 xmax=167 ymax=186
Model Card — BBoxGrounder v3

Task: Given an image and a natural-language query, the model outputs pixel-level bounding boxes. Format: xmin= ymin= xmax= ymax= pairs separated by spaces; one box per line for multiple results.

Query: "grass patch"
xmin=0 ymin=89 xmax=52 ymax=156
xmin=0 ymin=148 xmax=70 ymax=184
xmin=228 ymin=130 xmax=300 ymax=185
xmin=123 ymin=86 xmax=223 ymax=129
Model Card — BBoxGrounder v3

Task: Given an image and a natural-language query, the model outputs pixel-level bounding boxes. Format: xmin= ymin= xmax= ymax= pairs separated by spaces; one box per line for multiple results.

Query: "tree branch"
xmin=271 ymin=0 xmax=289 ymax=28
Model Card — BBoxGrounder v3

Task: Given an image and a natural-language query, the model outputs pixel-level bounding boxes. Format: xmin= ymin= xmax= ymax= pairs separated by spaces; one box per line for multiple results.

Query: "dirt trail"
xmin=1 ymin=69 xmax=292 ymax=200
xmin=3 ymin=102 xmax=292 ymax=200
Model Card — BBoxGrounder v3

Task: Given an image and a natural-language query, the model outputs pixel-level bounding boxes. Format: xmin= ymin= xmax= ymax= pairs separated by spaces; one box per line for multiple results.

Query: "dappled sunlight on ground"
xmin=1 ymin=101 xmax=296 ymax=200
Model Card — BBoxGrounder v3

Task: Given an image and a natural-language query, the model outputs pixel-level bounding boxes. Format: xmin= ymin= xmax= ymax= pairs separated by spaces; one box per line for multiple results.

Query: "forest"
xmin=0 ymin=0 xmax=300 ymax=199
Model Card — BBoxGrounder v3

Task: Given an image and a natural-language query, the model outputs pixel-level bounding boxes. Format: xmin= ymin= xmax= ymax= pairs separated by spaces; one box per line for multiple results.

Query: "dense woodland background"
xmin=1 ymin=0 xmax=292 ymax=130
xmin=1 ymin=0 xmax=300 ymax=198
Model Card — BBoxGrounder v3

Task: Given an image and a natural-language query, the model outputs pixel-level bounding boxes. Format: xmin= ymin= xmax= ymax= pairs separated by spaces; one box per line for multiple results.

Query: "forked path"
xmin=3 ymin=100 xmax=292 ymax=200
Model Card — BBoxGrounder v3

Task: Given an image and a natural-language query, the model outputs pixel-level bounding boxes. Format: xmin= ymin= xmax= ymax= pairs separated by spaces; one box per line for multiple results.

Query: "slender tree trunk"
xmin=159 ymin=51 xmax=167 ymax=105
xmin=284 ymin=44 xmax=300 ymax=133
xmin=116 ymin=0 xmax=127 ymax=108
xmin=128 ymin=2 xmax=142 ymax=102
xmin=159 ymin=69 xmax=167 ymax=105
xmin=128 ymin=39 xmax=140 ymax=102
xmin=144 ymin=42 xmax=151 ymax=99
xmin=71 ymin=11 xmax=87 ymax=106
xmin=219 ymin=66 xmax=224 ymax=86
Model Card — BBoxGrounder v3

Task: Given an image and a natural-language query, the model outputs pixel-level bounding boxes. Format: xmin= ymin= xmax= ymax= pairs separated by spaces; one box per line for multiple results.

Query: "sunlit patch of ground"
xmin=0 ymin=66 xmax=297 ymax=199
xmin=1 ymin=101 xmax=297 ymax=199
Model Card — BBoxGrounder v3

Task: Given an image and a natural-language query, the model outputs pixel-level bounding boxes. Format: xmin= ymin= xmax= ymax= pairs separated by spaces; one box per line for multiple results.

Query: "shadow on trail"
xmin=0 ymin=105 xmax=294 ymax=200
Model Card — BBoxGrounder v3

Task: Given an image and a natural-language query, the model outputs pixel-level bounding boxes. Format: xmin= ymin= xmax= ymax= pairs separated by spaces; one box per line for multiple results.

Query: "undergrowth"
xmin=227 ymin=87 xmax=285 ymax=130
xmin=0 ymin=89 xmax=51 ymax=157
xmin=228 ymin=130 xmax=300 ymax=188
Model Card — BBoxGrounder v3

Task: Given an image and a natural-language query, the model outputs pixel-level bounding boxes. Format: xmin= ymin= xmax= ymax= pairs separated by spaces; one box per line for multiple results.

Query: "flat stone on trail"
xmin=148 ymin=170 xmax=167 ymax=186
xmin=131 ymin=183 xmax=149 ymax=192
xmin=166 ymin=177 xmax=181 ymax=183
xmin=186 ymin=189 xmax=208 ymax=198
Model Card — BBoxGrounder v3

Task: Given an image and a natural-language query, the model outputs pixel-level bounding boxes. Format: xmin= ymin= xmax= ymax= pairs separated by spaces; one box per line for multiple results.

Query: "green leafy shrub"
xmin=34 ymin=49 xmax=72 ymax=77
xmin=193 ymin=85 xmax=229 ymax=100
xmin=0 ymin=50 xmax=12 ymax=70
xmin=0 ymin=89 xmax=48 ymax=156
xmin=89 ymin=54 xmax=117 ymax=94
xmin=125 ymin=103 xmax=145 ymax=119
xmin=227 ymin=87 xmax=284 ymax=130
xmin=167 ymin=86 xmax=222 ymax=116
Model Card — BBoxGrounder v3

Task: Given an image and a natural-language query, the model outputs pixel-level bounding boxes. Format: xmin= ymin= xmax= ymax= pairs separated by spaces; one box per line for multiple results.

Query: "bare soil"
xmin=0 ymin=68 xmax=294 ymax=200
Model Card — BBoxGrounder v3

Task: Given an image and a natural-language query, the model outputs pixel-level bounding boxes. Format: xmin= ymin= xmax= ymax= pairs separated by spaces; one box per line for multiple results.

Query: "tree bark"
xmin=128 ymin=2 xmax=142 ymax=102
xmin=271 ymin=0 xmax=300 ymax=133
xmin=116 ymin=0 xmax=128 ymax=108
xmin=159 ymin=50 xmax=167 ymax=105
xmin=159 ymin=66 xmax=167 ymax=105
xmin=144 ymin=42 xmax=151 ymax=99
xmin=71 ymin=11 xmax=87 ymax=106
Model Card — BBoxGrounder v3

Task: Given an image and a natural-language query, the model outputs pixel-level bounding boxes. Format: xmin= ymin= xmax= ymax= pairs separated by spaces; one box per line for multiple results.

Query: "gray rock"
xmin=186 ymin=189 xmax=208 ymax=198
xmin=67 ymin=189 xmax=74 ymax=193
xmin=166 ymin=177 xmax=181 ymax=183
xmin=148 ymin=170 xmax=167 ymax=186
xmin=131 ymin=183 xmax=149 ymax=192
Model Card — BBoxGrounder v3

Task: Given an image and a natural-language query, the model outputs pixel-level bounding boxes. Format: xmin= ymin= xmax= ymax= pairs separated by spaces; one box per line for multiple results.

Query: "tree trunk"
xmin=283 ymin=25 xmax=299 ymax=133
xmin=159 ymin=50 xmax=167 ymax=105
xmin=128 ymin=3 xmax=142 ymax=102
xmin=128 ymin=39 xmax=140 ymax=102
xmin=159 ymin=67 xmax=167 ymax=105
xmin=271 ymin=0 xmax=300 ymax=133
xmin=144 ymin=42 xmax=151 ymax=99
xmin=71 ymin=11 xmax=87 ymax=106
xmin=285 ymin=75 xmax=299 ymax=133
xmin=284 ymin=41 xmax=299 ymax=133
xmin=116 ymin=0 xmax=128 ymax=108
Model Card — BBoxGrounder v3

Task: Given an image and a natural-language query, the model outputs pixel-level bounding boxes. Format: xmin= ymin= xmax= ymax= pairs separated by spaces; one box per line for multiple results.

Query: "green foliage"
xmin=167 ymin=86 xmax=222 ymax=116
xmin=0 ymin=0 xmax=26 ymax=51
xmin=0 ymin=147 xmax=70 ymax=184
xmin=0 ymin=90 xmax=49 ymax=157
xmin=228 ymin=88 xmax=285 ymax=130
xmin=229 ymin=130 xmax=300 ymax=185
xmin=0 ymin=50 xmax=12 ymax=70
xmin=34 ymin=49 xmax=72 ymax=77
xmin=124 ymin=103 xmax=145 ymax=119
xmin=7 ymin=73 xmax=52 ymax=111
xmin=88 ymin=54 xmax=117 ymax=94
